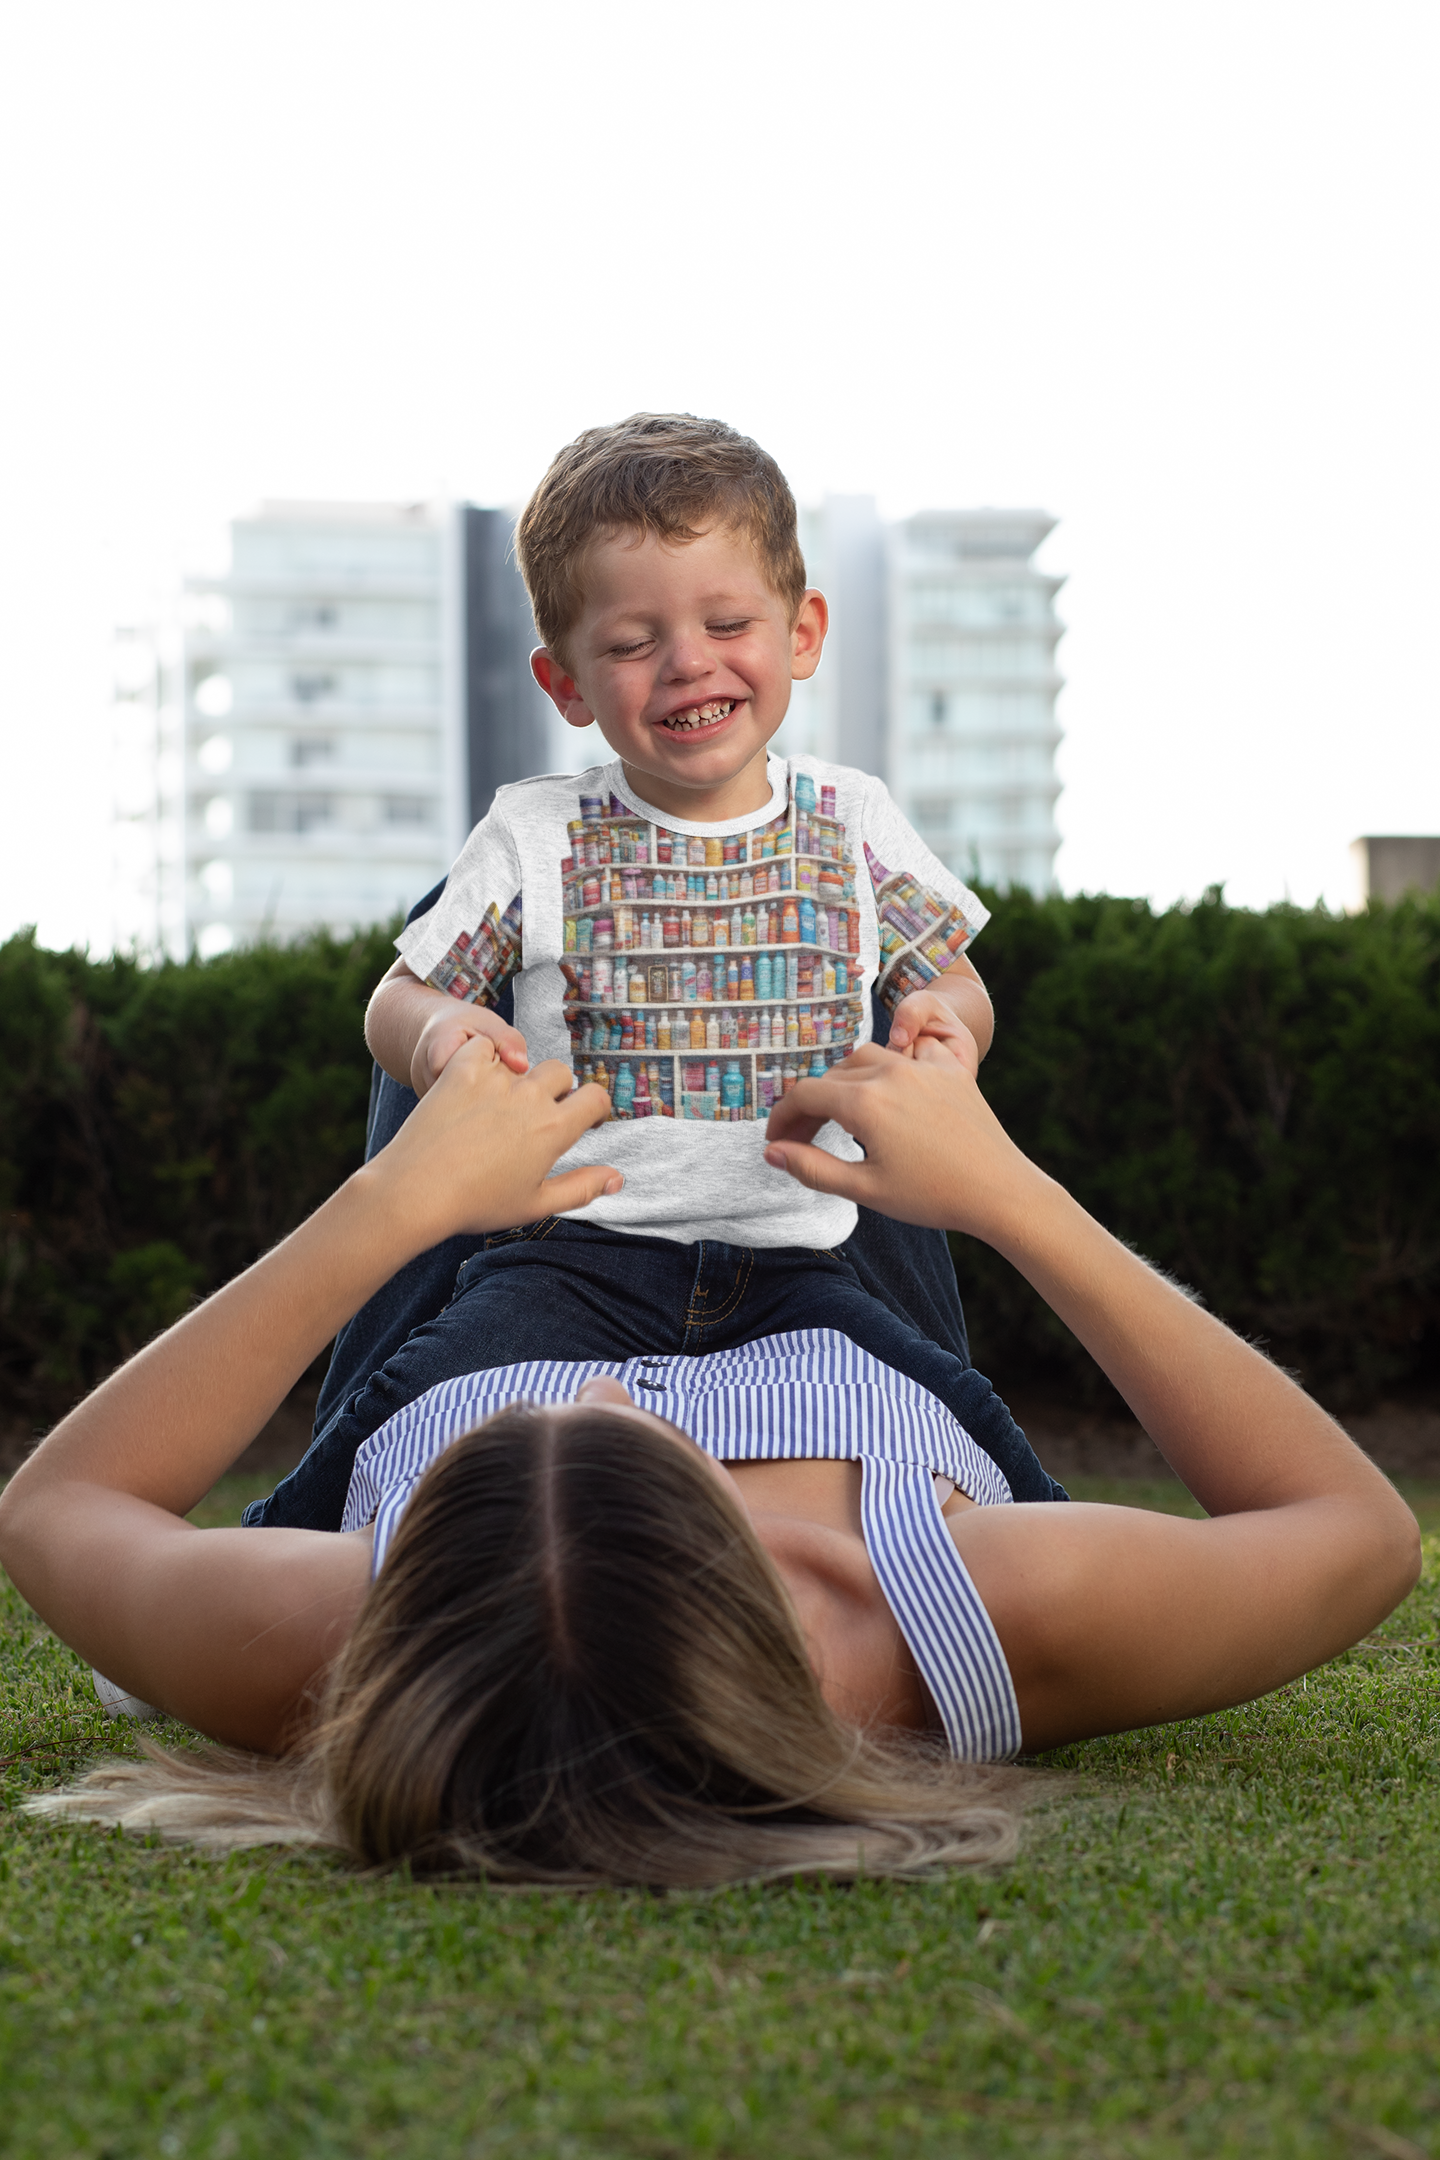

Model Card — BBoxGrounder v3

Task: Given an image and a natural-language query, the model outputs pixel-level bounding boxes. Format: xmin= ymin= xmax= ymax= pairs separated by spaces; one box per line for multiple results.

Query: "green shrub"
xmin=0 ymin=923 xmax=395 ymax=1423
xmin=1 ymin=891 xmax=1437 ymax=1426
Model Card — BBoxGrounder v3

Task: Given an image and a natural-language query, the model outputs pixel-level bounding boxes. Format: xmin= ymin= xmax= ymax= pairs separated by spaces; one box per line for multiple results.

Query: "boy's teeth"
xmin=663 ymin=699 xmax=736 ymax=731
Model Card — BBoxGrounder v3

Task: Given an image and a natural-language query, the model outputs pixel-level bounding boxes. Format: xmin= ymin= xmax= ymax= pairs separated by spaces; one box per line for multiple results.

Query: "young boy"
xmin=247 ymin=414 xmax=1064 ymax=1531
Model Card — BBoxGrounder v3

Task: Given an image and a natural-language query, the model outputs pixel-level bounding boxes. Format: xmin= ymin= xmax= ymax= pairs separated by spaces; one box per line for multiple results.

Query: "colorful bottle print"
xmin=689 ymin=1011 xmax=705 ymax=1049
xmin=820 ymin=785 xmax=836 ymax=817
xmin=756 ymin=953 xmax=772 ymax=1000
xmin=721 ymin=1061 xmax=745 ymax=1110
xmin=705 ymin=1060 xmax=721 ymax=1095
xmin=739 ymin=957 xmax=754 ymax=999
xmin=799 ymin=897 xmax=816 ymax=945
xmin=781 ymin=901 xmax=799 ymax=944
xmin=795 ymin=774 xmax=817 ymax=815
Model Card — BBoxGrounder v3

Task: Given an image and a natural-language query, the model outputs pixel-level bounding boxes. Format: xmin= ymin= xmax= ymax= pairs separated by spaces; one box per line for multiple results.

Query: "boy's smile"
xmin=531 ymin=524 xmax=828 ymax=823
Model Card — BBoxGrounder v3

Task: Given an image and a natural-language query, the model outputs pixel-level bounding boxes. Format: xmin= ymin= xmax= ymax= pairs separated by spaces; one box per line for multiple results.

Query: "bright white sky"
xmin=2 ymin=0 xmax=1437 ymax=949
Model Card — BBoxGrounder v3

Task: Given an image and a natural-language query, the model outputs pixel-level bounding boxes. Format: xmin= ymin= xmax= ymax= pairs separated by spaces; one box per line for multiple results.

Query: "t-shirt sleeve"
xmin=393 ymin=805 xmax=524 ymax=1008
xmin=861 ymin=778 xmax=992 ymax=1016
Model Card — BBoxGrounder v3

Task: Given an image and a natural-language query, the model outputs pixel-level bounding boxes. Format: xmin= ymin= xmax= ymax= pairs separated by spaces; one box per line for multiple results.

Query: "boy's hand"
xmin=411 ymin=1002 xmax=529 ymax=1097
xmin=885 ymin=989 xmax=981 ymax=1077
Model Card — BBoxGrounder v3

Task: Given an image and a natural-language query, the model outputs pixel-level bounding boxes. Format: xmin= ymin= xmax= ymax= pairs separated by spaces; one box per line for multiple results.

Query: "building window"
xmin=250 ymin=792 xmax=335 ymax=834
xmin=290 ymin=736 xmax=336 ymax=768
xmin=930 ymin=690 xmax=946 ymax=726
xmin=913 ymin=797 xmax=953 ymax=835
xmin=290 ymin=672 xmax=338 ymax=705
xmin=383 ymin=795 xmax=431 ymax=828
xmin=288 ymin=603 xmax=338 ymax=632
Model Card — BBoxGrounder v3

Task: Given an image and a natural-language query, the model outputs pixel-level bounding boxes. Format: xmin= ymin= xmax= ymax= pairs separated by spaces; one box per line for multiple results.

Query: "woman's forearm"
xmin=766 ymin=1049 xmax=1412 ymax=1527
xmin=2 ymin=1170 xmax=424 ymax=1521
xmin=0 ymin=1043 xmax=617 ymax=1533
xmin=987 ymin=1174 xmax=1387 ymax=1518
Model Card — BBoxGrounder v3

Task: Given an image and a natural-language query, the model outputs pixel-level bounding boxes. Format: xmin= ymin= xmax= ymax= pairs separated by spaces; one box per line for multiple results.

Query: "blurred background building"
xmin=112 ymin=495 xmax=1064 ymax=954
xmin=1348 ymin=835 xmax=1440 ymax=908
xmin=112 ymin=502 xmax=555 ymax=957
xmin=780 ymin=499 xmax=1064 ymax=895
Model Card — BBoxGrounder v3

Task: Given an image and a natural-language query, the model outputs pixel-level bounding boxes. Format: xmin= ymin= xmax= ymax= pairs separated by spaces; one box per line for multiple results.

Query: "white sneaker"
xmin=92 ymin=1670 xmax=159 ymax=1721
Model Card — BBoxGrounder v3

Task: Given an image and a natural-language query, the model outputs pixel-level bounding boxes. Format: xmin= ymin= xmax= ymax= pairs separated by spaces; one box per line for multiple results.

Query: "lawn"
xmin=1 ymin=1476 xmax=1437 ymax=2159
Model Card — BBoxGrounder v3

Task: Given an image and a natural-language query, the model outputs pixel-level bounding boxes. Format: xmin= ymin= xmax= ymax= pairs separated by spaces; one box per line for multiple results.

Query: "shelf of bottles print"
xmin=577 ymin=1040 xmax=852 ymax=1122
xmin=563 ymin=778 xmax=860 ymax=1121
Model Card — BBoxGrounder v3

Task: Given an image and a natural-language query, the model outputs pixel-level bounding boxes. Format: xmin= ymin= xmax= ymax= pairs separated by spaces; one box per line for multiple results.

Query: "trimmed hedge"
xmin=0 ymin=924 xmax=394 ymax=1424
xmin=1 ymin=889 xmax=1437 ymax=1426
xmin=957 ymin=887 xmax=1440 ymax=1406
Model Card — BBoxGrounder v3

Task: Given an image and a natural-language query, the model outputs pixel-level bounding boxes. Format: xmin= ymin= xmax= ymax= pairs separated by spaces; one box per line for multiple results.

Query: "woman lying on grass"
xmin=0 ymin=1042 xmax=1420 ymax=1885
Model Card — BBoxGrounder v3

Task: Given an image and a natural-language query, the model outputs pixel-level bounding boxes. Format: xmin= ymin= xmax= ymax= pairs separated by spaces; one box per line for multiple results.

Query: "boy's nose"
xmin=660 ymin=636 xmax=714 ymax=681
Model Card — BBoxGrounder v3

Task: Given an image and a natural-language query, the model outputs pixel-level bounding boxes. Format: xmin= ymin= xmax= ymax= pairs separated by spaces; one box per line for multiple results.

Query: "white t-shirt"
xmin=396 ymin=754 xmax=988 ymax=1248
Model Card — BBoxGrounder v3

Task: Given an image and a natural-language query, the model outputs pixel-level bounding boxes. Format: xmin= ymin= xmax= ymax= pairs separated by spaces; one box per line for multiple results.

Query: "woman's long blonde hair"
xmin=31 ymin=1407 xmax=1030 ymax=1885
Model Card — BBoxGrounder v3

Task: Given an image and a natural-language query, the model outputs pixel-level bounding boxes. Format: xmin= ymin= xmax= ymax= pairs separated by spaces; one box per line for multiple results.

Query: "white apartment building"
xmin=113 ymin=501 xmax=555 ymax=957
xmin=780 ymin=500 xmax=1064 ymax=895
xmin=888 ymin=509 xmax=1064 ymax=894
xmin=114 ymin=495 xmax=1061 ymax=955
xmin=181 ymin=502 xmax=459 ymax=955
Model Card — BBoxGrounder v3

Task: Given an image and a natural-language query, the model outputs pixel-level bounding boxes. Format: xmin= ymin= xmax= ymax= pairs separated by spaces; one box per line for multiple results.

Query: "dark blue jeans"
xmin=242 ymin=884 xmax=1066 ymax=1530
xmin=245 ymin=1210 xmax=1065 ymax=1528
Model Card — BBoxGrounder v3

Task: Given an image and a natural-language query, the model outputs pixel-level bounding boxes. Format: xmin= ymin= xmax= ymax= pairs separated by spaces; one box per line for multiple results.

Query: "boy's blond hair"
xmin=515 ymin=413 xmax=808 ymax=670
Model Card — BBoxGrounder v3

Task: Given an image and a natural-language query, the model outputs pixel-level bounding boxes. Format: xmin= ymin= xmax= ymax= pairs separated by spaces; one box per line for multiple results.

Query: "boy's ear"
xmin=531 ymin=648 xmax=597 ymax=731
xmin=790 ymin=590 xmax=829 ymax=684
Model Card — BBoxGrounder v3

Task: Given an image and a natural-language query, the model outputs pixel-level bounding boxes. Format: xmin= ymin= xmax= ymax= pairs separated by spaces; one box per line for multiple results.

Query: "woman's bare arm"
xmin=764 ymin=1047 xmax=1422 ymax=1747
xmin=0 ymin=1045 xmax=619 ymax=1747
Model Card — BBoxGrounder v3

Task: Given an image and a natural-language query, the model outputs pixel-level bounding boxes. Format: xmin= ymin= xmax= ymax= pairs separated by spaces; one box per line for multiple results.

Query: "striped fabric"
xmin=342 ymin=1328 xmax=1022 ymax=1761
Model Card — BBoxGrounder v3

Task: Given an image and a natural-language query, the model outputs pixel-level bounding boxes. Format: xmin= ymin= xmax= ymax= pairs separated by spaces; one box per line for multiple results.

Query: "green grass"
xmin=2 ymin=1478 xmax=1437 ymax=2158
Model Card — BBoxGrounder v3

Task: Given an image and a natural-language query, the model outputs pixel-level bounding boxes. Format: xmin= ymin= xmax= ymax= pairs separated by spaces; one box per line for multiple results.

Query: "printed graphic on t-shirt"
xmin=428 ymin=894 xmax=523 ymax=1005
xmin=558 ymin=776 xmax=864 ymax=1122
xmin=865 ymin=844 xmax=982 ymax=1015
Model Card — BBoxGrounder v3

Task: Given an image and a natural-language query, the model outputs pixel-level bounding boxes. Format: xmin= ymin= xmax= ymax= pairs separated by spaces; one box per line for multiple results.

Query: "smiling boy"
xmin=368 ymin=414 xmax=995 ymax=1237
xmin=248 ymin=416 xmax=1063 ymax=1533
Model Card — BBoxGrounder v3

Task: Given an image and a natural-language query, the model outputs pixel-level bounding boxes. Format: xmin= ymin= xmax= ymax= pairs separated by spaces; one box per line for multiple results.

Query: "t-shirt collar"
xmin=601 ymin=754 xmax=790 ymax=835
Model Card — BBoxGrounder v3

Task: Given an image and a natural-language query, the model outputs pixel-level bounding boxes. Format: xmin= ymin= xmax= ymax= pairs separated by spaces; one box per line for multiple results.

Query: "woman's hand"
xmin=0 ymin=1039 xmax=619 ymax=1532
xmin=763 ymin=1041 xmax=1047 ymax=1243
xmin=362 ymin=1035 xmax=620 ymax=1254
